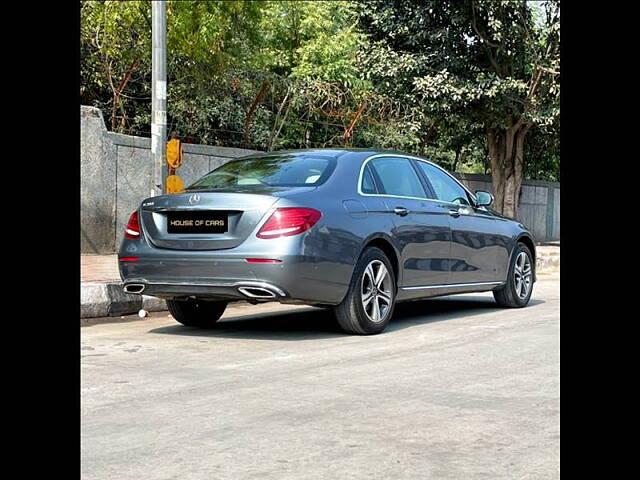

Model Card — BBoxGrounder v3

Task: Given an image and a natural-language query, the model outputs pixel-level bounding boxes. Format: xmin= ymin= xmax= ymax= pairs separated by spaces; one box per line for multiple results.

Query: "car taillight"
xmin=256 ymin=207 xmax=322 ymax=239
xmin=124 ymin=211 xmax=141 ymax=239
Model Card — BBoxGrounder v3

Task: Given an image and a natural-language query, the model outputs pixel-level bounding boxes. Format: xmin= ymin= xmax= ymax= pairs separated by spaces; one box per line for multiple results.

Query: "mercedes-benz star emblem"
xmin=188 ymin=193 xmax=201 ymax=204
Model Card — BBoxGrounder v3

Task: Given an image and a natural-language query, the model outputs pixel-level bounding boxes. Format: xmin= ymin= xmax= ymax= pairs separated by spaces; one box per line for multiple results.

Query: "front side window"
xmin=186 ymin=154 xmax=335 ymax=191
xmin=368 ymin=157 xmax=427 ymax=198
xmin=416 ymin=161 xmax=471 ymax=205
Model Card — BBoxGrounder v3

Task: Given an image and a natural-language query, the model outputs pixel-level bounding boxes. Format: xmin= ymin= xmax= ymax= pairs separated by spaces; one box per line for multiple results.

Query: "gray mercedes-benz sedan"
xmin=119 ymin=149 xmax=536 ymax=335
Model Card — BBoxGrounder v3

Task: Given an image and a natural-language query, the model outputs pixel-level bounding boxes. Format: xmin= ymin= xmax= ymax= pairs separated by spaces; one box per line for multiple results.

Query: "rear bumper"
xmin=118 ymin=218 xmax=357 ymax=305
xmin=122 ymin=279 xmax=289 ymax=302
xmin=118 ymin=251 xmax=353 ymax=306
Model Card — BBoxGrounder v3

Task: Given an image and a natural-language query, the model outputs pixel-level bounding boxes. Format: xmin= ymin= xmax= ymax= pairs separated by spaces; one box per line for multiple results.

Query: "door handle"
xmin=393 ymin=206 xmax=409 ymax=216
xmin=448 ymin=209 xmax=461 ymax=218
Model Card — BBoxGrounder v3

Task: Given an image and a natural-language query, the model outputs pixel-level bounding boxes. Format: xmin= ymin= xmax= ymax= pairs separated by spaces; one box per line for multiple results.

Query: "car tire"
xmin=334 ymin=247 xmax=396 ymax=335
xmin=493 ymin=242 xmax=534 ymax=308
xmin=167 ymin=299 xmax=228 ymax=328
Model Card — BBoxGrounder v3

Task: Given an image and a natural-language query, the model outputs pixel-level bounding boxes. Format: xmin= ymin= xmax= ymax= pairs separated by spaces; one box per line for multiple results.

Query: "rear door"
xmin=413 ymin=160 xmax=501 ymax=284
xmin=365 ymin=156 xmax=451 ymax=287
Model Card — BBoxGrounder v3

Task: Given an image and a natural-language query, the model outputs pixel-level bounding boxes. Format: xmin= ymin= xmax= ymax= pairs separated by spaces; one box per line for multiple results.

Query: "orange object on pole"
xmin=166 ymin=138 xmax=183 ymax=168
xmin=166 ymin=174 xmax=184 ymax=194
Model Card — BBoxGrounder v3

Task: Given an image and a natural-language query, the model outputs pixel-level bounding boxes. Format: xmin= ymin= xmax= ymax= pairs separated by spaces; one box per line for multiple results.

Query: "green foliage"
xmin=80 ymin=1 xmax=151 ymax=130
xmin=167 ymin=1 xmax=262 ymax=77
xmin=80 ymin=0 xmax=559 ymax=181
xmin=358 ymin=0 xmax=559 ymax=184
xmin=82 ymin=1 xmax=267 ymax=141
xmin=524 ymin=121 xmax=560 ymax=181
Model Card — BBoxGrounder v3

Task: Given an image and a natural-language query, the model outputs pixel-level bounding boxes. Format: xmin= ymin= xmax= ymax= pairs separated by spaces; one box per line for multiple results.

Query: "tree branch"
xmin=116 ymin=58 xmax=141 ymax=99
xmin=244 ymin=80 xmax=270 ymax=145
xmin=343 ymin=101 xmax=367 ymax=142
xmin=471 ymin=0 xmax=500 ymax=48
xmin=471 ymin=0 xmax=503 ymax=76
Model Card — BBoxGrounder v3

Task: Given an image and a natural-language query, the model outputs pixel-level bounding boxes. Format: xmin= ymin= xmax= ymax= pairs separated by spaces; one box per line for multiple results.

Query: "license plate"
xmin=167 ymin=211 xmax=228 ymax=234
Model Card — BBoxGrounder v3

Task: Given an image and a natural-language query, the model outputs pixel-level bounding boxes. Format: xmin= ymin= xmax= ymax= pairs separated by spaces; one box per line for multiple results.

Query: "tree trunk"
xmin=487 ymin=123 xmax=529 ymax=219
xmin=419 ymin=119 xmax=439 ymax=155
xmin=452 ymin=147 xmax=461 ymax=172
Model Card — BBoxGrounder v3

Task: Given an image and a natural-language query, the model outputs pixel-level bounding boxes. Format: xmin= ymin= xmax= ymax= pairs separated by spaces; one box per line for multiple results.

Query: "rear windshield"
xmin=186 ymin=154 xmax=336 ymax=191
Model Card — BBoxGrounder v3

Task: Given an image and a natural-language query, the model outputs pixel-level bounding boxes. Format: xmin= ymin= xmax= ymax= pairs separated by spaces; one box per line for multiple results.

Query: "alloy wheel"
xmin=361 ymin=260 xmax=393 ymax=323
xmin=514 ymin=251 xmax=532 ymax=299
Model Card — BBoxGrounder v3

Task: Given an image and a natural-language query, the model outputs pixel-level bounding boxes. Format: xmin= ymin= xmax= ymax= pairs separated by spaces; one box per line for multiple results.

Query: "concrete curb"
xmin=80 ymin=283 xmax=111 ymax=318
xmin=536 ymin=255 xmax=559 ymax=274
xmin=81 ymin=282 xmax=167 ymax=318
xmin=536 ymin=247 xmax=560 ymax=274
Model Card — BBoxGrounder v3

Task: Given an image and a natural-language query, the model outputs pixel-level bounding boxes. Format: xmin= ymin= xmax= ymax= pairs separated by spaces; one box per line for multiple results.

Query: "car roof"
xmin=240 ymin=148 xmax=420 ymax=161
xmin=228 ymin=148 xmax=477 ymax=201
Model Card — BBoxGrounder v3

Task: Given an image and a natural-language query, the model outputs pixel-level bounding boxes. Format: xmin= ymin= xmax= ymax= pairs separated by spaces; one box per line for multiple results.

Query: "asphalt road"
xmin=81 ymin=273 xmax=559 ymax=480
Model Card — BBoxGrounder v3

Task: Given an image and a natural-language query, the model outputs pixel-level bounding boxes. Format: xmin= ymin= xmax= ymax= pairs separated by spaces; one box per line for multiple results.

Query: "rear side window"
xmin=361 ymin=164 xmax=377 ymax=194
xmin=416 ymin=161 xmax=471 ymax=205
xmin=186 ymin=154 xmax=336 ymax=191
xmin=368 ymin=157 xmax=427 ymax=198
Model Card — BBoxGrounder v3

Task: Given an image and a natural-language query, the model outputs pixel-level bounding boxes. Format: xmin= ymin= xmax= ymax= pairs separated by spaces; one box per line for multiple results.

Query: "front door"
xmin=446 ymin=203 xmax=502 ymax=283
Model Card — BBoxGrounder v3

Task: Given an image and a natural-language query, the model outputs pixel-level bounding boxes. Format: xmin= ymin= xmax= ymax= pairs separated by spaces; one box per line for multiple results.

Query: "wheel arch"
xmin=359 ymin=234 xmax=402 ymax=290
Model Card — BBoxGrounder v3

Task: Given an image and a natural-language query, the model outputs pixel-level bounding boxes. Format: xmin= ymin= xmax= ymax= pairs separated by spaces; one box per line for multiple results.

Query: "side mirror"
xmin=475 ymin=190 xmax=494 ymax=207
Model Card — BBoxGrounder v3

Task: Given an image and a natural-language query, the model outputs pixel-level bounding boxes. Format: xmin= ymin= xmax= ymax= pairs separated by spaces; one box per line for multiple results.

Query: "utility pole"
xmin=151 ymin=1 xmax=167 ymax=196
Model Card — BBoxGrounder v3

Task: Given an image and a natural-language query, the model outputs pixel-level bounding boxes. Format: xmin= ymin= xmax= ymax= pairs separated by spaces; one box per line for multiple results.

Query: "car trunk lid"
xmin=139 ymin=191 xmax=281 ymax=250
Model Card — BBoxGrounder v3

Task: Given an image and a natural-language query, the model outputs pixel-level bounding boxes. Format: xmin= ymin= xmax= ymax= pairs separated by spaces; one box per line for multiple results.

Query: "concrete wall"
xmin=81 ymin=106 xmax=559 ymax=253
xmin=81 ymin=107 xmax=117 ymax=254
xmin=81 ymin=106 xmax=259 ymax=254
xmin=455 ymin=173 xmax=560 ymax=243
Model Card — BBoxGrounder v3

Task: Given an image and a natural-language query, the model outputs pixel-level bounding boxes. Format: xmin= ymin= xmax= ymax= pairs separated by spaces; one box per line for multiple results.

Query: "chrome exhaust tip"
xmin=237 ymin=286 xmax=277 ymax=299
xmin=123 ymin=283 xmax=145 ymax=294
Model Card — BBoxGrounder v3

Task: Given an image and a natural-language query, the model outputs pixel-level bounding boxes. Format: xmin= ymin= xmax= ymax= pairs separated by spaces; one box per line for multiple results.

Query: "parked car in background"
xmin=119 ymin=149 xmax=536 ymax=335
